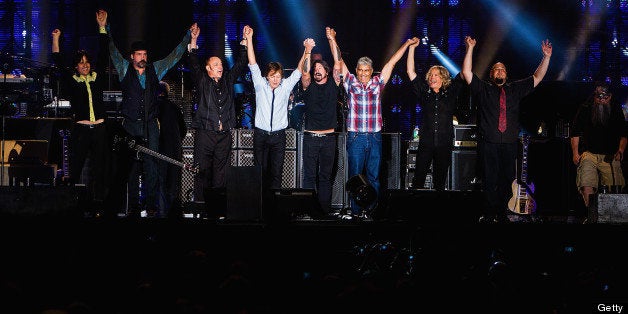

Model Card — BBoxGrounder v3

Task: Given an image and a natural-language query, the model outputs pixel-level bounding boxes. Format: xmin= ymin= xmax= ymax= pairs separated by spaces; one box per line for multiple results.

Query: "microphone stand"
xmin=337 ymin=75 xmax=349 ymax=210
xmin=1 ymin=62 xmax=9 ymax=186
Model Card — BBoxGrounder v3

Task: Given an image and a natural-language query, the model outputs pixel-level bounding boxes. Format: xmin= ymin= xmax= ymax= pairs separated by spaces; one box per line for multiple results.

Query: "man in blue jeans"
xmin=327 ymin=27 xmax=414 ymax=220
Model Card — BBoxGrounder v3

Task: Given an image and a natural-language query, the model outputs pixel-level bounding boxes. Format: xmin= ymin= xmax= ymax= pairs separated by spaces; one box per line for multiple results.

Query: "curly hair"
xmin=424 ymin=65 xmax=451 ymax=89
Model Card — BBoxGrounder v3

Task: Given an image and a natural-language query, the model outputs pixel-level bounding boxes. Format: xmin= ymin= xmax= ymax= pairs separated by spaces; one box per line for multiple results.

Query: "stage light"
xmin=421 ymin=36 xmax=429 ymax=46
xmin=346 ymin=174 xmax=377 ymax=209
xmin=391 ymin=73 xmax=403 ymax=85
xmin=429 ymin=45 xmax=460 ymax=75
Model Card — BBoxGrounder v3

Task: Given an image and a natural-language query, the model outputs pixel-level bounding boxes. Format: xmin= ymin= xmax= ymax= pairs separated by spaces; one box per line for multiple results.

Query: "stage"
xmin=1 ymin=187 xmax=628 ymax=314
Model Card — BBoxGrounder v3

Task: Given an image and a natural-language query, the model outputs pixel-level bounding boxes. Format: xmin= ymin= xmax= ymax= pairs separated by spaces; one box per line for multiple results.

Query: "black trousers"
xmin=302 ymin=133 xmax=337 ymax=214
xmin=479 ymin=141 xmax=517 ymax=216
xmin=412 ymin=144 xmax=452 ymax=191
xmin=193 ymin=129 xmax=232 ymax=202
xmin=123 ymin=118 xmax=160 ymax=210
xmin=253 ymin=128 xmax=286 ymax=190
xmin=69 ymin=122 xmax=107 ymax=199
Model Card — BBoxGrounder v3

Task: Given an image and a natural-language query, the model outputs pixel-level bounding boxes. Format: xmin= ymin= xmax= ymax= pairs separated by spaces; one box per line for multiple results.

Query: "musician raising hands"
xmin=50 ymin=10 xmax=110 ymax=216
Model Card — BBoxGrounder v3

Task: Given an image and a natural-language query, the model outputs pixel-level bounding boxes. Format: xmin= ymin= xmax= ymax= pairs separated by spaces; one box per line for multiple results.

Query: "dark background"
xmin=1 ymin=0 xmax=627 ymax=215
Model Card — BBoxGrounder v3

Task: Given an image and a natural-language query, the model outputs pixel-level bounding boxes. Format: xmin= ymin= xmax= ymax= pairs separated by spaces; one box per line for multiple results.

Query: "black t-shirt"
xmin=410 ymin=74 xmax=465 ymax=147
xmin=469 ymin=74 xmax=534 ymax=143
xmin=572 ymin=101 xmax=628 ymax=155
xmin=302 ymin=78 xmax=338 ymax=131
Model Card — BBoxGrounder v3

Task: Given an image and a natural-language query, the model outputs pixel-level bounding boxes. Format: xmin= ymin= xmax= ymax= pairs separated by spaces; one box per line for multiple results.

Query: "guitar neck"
xmin=520 ymin=136 xmax=529 ymax=184
xmin=59 ymin=130 xmax=70 ymax=178
xmin=133 ymin=144 xmax=186 ymax=168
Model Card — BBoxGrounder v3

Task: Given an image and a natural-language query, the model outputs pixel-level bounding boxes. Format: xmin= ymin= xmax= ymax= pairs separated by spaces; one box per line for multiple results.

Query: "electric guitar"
xmin=113 ymin=135 xmax=199 ymax=175
xmin=507 ymin=134 xmax=536 ymax=215
xmin=55 ymin=129 xmax=71 ymax=184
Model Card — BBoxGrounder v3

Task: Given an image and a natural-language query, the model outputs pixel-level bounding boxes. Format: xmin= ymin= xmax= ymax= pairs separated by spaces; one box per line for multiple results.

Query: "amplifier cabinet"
xmin=453 ymin=124 xmax=478 ymax=148
xmin=282 ymin=150 xmax=297 ymax=189
xmin=406 ymin=152 xmax=416 ymax=169
xmin=450 ymin=149 xmax=480 ymax=191
xmin=181 ymin=149 xmax=195 ymax=202
xmin=236 ymin=129 xmax=254 ymax=149
xmin=381 ymin=133 xmax=401 ymax=190
xmin=285 ymin=129 xmax=297 ymax=150
xmin=405 ymin=168 xmax=433 ymax=189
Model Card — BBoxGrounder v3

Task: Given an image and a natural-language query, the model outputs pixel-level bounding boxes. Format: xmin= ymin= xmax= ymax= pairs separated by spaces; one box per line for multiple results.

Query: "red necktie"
xmin=498 ymin=87 xmax=507 ymax=133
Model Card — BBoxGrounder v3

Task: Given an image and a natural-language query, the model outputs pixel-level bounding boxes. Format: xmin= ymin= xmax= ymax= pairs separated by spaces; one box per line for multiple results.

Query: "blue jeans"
xmin=346 ymin=131 xmax=381 ymax=215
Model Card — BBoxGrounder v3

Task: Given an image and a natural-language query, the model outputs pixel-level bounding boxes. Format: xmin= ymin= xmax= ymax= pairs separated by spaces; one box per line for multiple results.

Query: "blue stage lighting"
xmin=429 ymin=45 xmax=460 ymax=75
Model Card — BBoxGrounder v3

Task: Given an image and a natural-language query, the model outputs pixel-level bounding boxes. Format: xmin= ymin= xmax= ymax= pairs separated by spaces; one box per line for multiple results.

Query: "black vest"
xmin=121 ymin=63 xmax=159 ymax=121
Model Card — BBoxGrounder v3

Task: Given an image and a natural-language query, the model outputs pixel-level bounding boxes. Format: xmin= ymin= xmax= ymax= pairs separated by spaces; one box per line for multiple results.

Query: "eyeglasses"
xmin=596 ymin=93 xmax=610 ymax=100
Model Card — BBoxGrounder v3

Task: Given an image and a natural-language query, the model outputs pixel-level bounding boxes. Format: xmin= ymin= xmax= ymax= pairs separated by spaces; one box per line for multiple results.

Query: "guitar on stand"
xmin=507 ymin=134 xmax=537 ymax=217
xmin=55 ymin=129 xmax=71 ymax=185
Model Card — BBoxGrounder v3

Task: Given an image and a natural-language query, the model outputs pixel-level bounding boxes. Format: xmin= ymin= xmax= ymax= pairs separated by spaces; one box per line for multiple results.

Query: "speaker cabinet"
xmin=181 ymin=148 xmax=195 ymax=202
xmin=182 ymin=129 xmax=195 ymax=149
xmin=236 ymin=129 xmax=254 ymax=149
xmin=404 ymin=168 xmax=433 ymax=189
xmin=226 ymin=166 xmax=261 ymax=221
xmin=272 ymin=188 xmax=321 ymax=220
xmin=282 ymin=150 xmax=297 ymax=188
xmin=450 ymin=149 xmax=480 ymax=191
xmin=297 ymin=132 xmax=348 ymax=209
xmin=234 ymin=150 xmax=255 ymax=167
xmin=381 ymin=133 xmax=401 ymax=190
xmin=332 ymin=133 xmax=348 ymax=209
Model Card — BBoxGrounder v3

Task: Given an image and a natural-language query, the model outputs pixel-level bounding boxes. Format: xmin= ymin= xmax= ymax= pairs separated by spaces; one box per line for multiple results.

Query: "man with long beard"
xmin=571 ymin=82 xmax=627 ymax=220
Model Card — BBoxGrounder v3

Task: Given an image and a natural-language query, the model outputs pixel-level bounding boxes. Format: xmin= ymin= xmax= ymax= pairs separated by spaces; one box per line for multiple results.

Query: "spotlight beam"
xmin=430 ymin=44 xmax=460 ymax=75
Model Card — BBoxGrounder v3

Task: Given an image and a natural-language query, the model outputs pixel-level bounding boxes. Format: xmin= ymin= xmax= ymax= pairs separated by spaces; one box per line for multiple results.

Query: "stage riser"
xmin=383 ymin=190 xmax=482 ymax=223
xmin=0 ymin=186 xmax=88 ymax=217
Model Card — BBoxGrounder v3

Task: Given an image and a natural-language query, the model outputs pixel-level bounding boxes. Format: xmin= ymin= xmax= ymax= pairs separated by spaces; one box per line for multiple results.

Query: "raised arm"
xmin=50 ymin=28 xmax=68 ymax=76
xmin=186 ymin=23 xmax=203 ymax=86
xmin=461 ymin=36 xmax=476 ymax=84
xmin=228 ymin=25 xmax=250 ymax=80
xmin=406 ymin=37 xmax=420 ymax=81
xmin=95 ymin=10 xmax=109 ymax=73
xmin=189 ymin=22 xmax=199 ymax=50
xmin=244 ymin=25 xmax=256 ymax=66
xmin=300 ymin=38 xmax=315 ymax=90
xmin=103 ymin=10 xmax=129 ymax=82
xmin=532 ymin=39 xmax=553 ymax=87
xmin=153 ymin=24 xmax=193 ymax=80
xmin=326 ymin=27 xmax=348 ymax=78
xmin=380 ymin=38 xmax=413 ymax=84
xmin=52 ymin=29 xmax=61 ymax=53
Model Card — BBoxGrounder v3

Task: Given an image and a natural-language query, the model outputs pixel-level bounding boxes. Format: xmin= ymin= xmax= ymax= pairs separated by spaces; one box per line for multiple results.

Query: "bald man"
xmin=187 ymin=24 xmax=250 ymax=202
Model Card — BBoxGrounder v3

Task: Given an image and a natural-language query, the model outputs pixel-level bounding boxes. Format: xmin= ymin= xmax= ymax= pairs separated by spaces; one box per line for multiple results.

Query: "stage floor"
xmin=2 ymin=209 xmax=628 ymax=313
xmin=1 ymin=185 xmax=627 ymax=313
